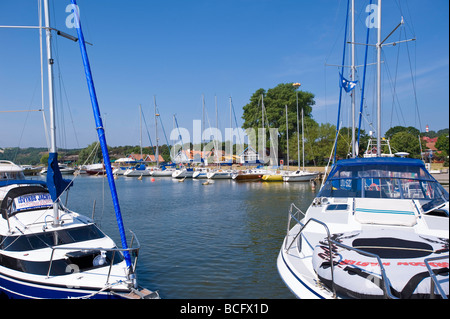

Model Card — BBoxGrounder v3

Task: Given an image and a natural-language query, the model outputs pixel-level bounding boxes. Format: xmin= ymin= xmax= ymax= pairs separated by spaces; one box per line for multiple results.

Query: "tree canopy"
xmin=241 ymin=83 xmax=315 ymax=158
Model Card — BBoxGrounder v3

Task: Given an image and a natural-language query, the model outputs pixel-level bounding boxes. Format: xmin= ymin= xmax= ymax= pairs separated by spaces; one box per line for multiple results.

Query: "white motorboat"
xmin=172 ymin=167 xmax=194 ymax=179
xmin=192 ymin=167 xmax=210 ymax=179
xmin=283 ymin=170 xmax=319 ymax=182
xmin=40 ymin=164 xmax=75 ymax=175
xmin=123 ymin=164 xmax=151 ymax=177
xmin=0 ymin=160 xmax=26 ymax=180
xmin=207 ymin=169 xmax=235 ymax=179
xmin=277 ymin=0 xmax=448 ymax=299
xmin=277 ymin=157 xmax=449 ymax=299
xmin=151 ymin=166 xmax=176 ymax=177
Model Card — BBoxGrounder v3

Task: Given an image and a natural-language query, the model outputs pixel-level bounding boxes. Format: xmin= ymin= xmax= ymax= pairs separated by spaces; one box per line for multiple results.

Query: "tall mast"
xmin=293 ymin=83 xmax=301 ymax=169
xmin=71 ymin=0 xmax=132 ymax=271
xmin=285 ymin=105 xmax=289 ymax=169
xmin=215 ymin=95 xmax=219 ymax=163
xmin=154 ymin=96 xmax=159 ymax=167
xmin=139 ymin=104 xmax=143 ymax=158
xmin=351 ymin=0 xmax=356 ymax=157
xmin=43 ymin=0 xmax=60 ymax=227
xmin=43 ymin=0 xmax=56 ymax=154
xmin=302 ymin=108 xmax=305 ymax=170
xmin=376 ymin=0 xmax=382 ymax=156
xmin=202 ymin=94 xmax=205 ymax=146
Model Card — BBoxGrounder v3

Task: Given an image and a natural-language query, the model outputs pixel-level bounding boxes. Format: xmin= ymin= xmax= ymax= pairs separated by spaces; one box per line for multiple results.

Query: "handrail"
xmin=424 ymin=255 xmax=449 ymax=299
xmin=285 ymin=204 xmax=398 ymax=299
xmin=46 ymin=230 xmax=140 ymax=286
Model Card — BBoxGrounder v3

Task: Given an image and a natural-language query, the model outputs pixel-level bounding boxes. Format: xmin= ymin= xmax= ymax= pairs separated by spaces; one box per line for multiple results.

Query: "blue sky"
xmin=0 ymin=0 xmax=448 ymax=149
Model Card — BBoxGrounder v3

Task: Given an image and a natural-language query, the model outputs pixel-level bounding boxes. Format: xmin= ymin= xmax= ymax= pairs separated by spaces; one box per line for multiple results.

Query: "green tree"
xmin=385 ymin=126 xmax=420 ymax=139
xmin=390 ymin=131 xmax=421 ymax=158
xmin=435 ymin=134 xmax=449 ymax=155
xmin=242 ymin=83 xmax=315 ymax=158
xmin=77 ymin=142 xmax=103 ymax=164
xmin=40 ymin=153 xmax=49 ymax=165
xmin=435 ymin=134 xmax=449 ymax=166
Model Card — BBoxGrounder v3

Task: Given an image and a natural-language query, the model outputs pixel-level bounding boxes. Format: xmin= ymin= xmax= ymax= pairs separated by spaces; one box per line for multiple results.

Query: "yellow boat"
xmin=262 ymin=173 xmax=283 ymax=181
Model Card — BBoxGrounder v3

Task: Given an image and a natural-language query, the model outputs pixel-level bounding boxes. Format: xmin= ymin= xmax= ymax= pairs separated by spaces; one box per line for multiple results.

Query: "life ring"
xmin=312 ymin=230 xmax=449 ymax=299
xmin=369 ymin=183 xmax=380 ymax=191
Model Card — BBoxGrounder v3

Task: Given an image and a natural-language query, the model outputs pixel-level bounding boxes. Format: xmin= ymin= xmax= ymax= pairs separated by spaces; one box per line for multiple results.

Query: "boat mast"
xmin=302 ymin=108 xmax=305 ymax=171
xmin=139 ymin=104 xmax=143 ymax=159
xmin=154 ymin=96 xmax=159 ymax=167
xmin=293 ymin=83 xmax=301 ymax=169
xmin=351 ymin=0 xmax=356 ymax=157
xmin=215 ymin=95 xmax=219 ymax=163
xmin=70 ymin=0 xmax=133 ymax=272
xmin=285 ymin=105 xmax=289 ymax=170
xmin=43 ymin=0 xmax=60 ymax=227
xmin=376 ymin=0 xmax=382 ymax=157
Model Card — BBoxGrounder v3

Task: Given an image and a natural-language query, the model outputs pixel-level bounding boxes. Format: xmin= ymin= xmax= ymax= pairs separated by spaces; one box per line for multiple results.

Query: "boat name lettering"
xmin=341 ymin=259 xmax=448 ymax=268
xmin=14 ymin=193 xmax=53 ymax=211
xmin=16 ymin=193 xmax=51 ymax=204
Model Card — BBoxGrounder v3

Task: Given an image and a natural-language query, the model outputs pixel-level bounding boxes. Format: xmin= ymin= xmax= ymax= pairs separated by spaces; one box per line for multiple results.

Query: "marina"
xmin=35 ymin=173 xmax=316 ymax=299
xmin=0 ymin=0 xmax=448 ymax=301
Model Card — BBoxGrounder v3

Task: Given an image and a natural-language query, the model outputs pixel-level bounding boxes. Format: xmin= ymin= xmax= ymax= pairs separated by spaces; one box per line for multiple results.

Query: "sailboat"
xmin=124 ymin=105 xmax=151 ymax=177
xmin=0 ymin=0 xmax=158 ymax=299
xmin=283 ymin=104 xmax=319 ymax=182
xmin=277 ymin=0 xmax=448 ymax=299
xmin=263 ymin=105 xmax=289 ymax=182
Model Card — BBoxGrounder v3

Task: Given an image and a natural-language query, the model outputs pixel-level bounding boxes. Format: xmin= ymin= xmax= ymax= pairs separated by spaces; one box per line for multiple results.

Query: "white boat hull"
xmin=283 ymin=171 xmax=319 ymax=182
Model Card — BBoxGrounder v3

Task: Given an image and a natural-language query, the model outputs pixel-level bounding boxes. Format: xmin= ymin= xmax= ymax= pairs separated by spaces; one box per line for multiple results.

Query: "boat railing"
xmin=46 ymin=230 xmax=141 ymax=285
xmin=285 ymin=203 xmax=398 ymax=299
xmin=424 ymin=255 xmax=449 ymax=299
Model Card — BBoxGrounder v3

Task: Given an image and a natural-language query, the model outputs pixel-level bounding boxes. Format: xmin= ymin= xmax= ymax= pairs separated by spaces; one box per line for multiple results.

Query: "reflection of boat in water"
xmin=278 ymin=157 xmax=449 ymax=299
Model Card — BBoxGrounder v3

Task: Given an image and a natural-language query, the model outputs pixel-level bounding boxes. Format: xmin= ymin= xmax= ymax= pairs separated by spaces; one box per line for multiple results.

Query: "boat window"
xmin=0 ymin=171 xmax=26 ymax=180
xmin=326 ymin=204 xmax=348 ymax=211
xmin=0 ymin=224 xmax=106 ymax=252
xmin=318 ymin=164 xmax=448 ymax=202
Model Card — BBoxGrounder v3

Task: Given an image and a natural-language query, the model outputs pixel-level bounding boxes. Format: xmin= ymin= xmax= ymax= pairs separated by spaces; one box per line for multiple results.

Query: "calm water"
xmin=50 ymin=174 xmax=318 ymax=299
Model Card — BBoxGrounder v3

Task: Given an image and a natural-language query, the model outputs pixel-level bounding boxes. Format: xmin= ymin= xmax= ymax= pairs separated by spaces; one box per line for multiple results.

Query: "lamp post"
xmin=292 ymin=83 xmax=301 ymax=169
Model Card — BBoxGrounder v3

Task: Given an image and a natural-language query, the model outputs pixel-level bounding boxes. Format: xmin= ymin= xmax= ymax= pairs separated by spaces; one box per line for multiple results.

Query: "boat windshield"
xmin=0 ymin=171 xmax=26 ymax=180
xmin=318 ymin=162 xmax=449 ymax=202
xmin=0 ymin=224 xmax=106 ymax=252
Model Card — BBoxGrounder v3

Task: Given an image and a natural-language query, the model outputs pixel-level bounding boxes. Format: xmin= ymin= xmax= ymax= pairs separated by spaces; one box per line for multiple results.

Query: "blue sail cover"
xmin=46 ymin=152 xmax=73 ymax=202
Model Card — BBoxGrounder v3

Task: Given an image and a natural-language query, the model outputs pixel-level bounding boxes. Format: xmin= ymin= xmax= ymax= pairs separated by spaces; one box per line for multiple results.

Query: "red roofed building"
xmin=127 ymin=153 xmax=164 ymax=163
xmin=422 ymin=136 xmax=438 ymax=151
